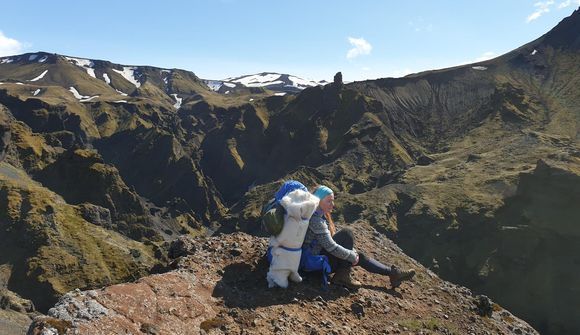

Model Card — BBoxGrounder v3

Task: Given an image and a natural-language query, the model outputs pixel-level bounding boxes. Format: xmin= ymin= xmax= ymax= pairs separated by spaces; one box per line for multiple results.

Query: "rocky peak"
xmin=541 ymin=7 xmax=580 ymax=49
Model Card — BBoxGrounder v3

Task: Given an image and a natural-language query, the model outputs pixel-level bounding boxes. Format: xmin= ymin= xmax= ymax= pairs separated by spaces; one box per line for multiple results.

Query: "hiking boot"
xmin=331 ymin=267 xmax=361 ymax=289
xmin=389 ymin=265 xmax=416 ymax=288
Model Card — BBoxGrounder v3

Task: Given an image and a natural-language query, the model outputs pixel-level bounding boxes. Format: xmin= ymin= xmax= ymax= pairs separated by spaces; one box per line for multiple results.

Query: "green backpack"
xmin=261 ymin=198 xmax=286 ymax=236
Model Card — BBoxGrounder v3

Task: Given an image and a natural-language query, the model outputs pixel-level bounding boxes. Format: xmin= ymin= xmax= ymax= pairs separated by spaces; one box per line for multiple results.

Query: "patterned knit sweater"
xmin=302 ymin=210 xmax=357 ymax=263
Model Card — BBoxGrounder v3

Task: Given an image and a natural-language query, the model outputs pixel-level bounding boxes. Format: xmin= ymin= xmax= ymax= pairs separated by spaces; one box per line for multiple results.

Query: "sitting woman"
xmin=301 ymin=185 xmax=416 ymax=288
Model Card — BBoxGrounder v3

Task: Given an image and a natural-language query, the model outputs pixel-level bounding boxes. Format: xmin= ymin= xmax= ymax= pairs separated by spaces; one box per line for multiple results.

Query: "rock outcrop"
xmin=0 ymin=288 xmax=37 ymax=335
xmin=29 ymin=231 xmax=539 ymax=335
xmin=30 ymin=271 xmax=215 ymax=335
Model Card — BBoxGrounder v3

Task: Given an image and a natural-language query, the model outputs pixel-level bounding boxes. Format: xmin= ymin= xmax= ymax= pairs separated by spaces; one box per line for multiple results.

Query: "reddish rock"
xmin=31 ymin=271 xmax=216 ymax=335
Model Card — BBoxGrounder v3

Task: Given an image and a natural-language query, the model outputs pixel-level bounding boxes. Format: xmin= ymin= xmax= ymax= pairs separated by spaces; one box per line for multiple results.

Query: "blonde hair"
xmin=325 ymin=212 xmax=336 ymax=237
xmin=312 ymin=185 xmax=336 ymax=236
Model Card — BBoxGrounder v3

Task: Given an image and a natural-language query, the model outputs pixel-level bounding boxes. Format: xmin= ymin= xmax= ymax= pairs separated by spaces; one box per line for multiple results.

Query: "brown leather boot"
xmin=331 ymin=267 xmax=361 ymax=289
xmin=389 ymin=265 xmax=415 ymax=288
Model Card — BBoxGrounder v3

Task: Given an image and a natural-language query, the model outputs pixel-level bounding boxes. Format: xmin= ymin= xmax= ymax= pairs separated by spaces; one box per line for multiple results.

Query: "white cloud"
xmin=558 ymin=0 xmax=580 ymax=8
xmin=408 ymin=19 xmax=434 ymax=33
xmin=0 ymin=31 xmax=24 ymax=57
xmin=526 ymin=1 xmax=555 ymax=23
xmin=346 ymin=37 xmax=372 ymax=60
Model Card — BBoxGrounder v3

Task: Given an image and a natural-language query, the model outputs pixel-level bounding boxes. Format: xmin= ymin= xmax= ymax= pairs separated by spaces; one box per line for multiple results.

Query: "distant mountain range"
xmin=0 ymin=52 xmax=327 ymax=99
xmin=204 ymin=73 xmax=329 ymax=95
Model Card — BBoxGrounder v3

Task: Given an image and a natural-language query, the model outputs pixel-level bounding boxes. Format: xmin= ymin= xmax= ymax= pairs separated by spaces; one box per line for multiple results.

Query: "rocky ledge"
xmin=28 ymin=226 xmax=539 ymax=335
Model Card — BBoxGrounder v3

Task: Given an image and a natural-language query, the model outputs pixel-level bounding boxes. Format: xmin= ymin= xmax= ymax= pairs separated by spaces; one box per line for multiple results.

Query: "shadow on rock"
xmin=212 ymin=257 xmax=404 ymax=308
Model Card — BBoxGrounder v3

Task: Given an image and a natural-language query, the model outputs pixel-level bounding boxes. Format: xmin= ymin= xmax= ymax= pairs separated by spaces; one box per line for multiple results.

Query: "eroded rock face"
xmin=95 ymin=127 xmax=227 ymax=222
xmin=392 ymin=156 xmax=580 ymax=334
xmin=35 ymin=149 xmax=146 ymax=219
xmin=76 ymin=203 xmax=112 ymax=228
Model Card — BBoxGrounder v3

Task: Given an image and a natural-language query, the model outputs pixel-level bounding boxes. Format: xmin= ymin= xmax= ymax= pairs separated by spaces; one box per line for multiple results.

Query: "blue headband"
xmin=313 ymin=185 xmax=333 ymax=200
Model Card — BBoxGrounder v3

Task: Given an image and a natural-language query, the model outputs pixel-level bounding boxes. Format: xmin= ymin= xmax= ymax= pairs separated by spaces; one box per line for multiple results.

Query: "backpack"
xmin=261 ymin=198 xmax=286 ymax=236
xmin=261 ymin=180 xmax=308 ymax=236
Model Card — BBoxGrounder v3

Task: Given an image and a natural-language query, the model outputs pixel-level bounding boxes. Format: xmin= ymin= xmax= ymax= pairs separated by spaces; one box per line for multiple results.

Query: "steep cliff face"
xmin=0 ymin=162 xmax=158 ymax=313
xmin=28 ymin=232 xmax=539 ymax=335
xmin=480 ymin=159 xmax=580 ymax=334
xmin=392 ymin=156 xmax=580 ymax=334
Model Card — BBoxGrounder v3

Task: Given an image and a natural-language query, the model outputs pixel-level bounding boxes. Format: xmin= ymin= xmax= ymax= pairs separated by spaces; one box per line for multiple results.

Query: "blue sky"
xmin=0 ymin=1 xmax=578 ymax=82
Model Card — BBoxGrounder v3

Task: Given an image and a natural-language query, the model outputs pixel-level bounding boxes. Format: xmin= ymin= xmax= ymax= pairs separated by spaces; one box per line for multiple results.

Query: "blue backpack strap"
xmin=266 ymin=246 xmax=301 ymax=265
xmin=280 ymin=246 xmax=302 ymax=252
xmin=266 ymin=246 xmax=273 ymax=264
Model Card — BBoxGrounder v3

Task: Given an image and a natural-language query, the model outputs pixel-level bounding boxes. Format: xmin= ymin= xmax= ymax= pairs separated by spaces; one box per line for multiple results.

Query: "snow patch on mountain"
xmin=65 ymin=57 xmax=93 ymax=68
xmin=69 ymin=86 xmax=99 ymax=102
xmin=171 ymin=94 xmax=182 ymax=109
xmin=213 ymin=72 xmax=326 ymax=94
xmin=103 ymin=73 xmax=111 ymax=85
xmin=204 ymin=72 xmax=326 ymax=94
xmin=287 ymin=75 xmax=320 ymax=89
xmin=65 ymin=56 xmax=97 ymax=79
xmin=161 ymin=70 xmax=171 ymax=85
xmin=205 ymin=80 xmax=223 ymax=91
xmin=69 ymin=87 xmax=85 ymax=99
xmin=228 ymin=73 xmax=281 ymax=87
xmin=29 ymin=54 xmax=38 ymax=61
xmin=116 ymin=89 xmax=128 ymax=96
xmin=32 ymin=89 xmax=41 ymax=96
xmin=38 ymin=55 xmax=48 ymax=63
xmin=112 ymin=67 xmax=141 ymax=88
xmin=80 ymin=96 xmax=98 ymax=102
xmin=29 ymin=70 xmax=48 ymax=82
xmin=0 ymin=58 xmax=14 ymax=64
xmin=472 ymin=66 xmax=487 ymax=71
